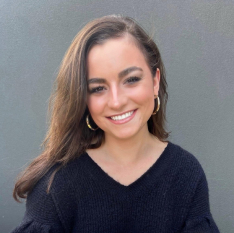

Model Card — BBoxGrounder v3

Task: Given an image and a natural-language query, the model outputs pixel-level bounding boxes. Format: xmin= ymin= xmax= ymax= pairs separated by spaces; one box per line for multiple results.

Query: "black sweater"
xmin=11 ymin=141 xmax=220 ymax=232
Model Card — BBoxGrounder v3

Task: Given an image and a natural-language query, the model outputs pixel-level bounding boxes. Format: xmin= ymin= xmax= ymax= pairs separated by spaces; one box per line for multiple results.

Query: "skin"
xmin=86 ymin=34 xmax=167 ymax=184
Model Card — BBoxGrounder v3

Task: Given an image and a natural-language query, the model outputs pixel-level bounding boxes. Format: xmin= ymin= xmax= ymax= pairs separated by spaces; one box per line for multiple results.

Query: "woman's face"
xmin=86 ymin=35 xmax=160 ymax=140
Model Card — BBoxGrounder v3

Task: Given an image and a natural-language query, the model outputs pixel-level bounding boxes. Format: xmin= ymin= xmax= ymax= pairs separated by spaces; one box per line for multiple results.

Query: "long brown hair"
xmin=13 ymin=15 xmax=169 ymax=202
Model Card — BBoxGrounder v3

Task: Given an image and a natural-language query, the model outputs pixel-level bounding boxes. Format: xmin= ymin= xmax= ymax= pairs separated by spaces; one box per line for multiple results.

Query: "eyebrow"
xmin=87 ymin=66 xmax=143 ymax=84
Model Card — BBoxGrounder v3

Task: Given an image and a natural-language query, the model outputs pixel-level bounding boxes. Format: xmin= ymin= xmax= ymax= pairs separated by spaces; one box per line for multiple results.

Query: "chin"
xmin=107 ymin=127 xmax=140 ymax=140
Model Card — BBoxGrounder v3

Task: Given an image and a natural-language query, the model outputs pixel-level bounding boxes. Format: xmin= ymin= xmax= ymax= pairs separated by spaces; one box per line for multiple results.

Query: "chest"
xmin=104 ymin=164 xmax=152 ymax=186
xmin=88 ymin=153 xmax=160 ymax=186
xmin=71 ymin=181 xmax=183 ymax=233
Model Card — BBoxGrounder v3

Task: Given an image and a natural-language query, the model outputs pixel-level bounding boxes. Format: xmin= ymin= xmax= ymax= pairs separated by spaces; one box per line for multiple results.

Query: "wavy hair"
xmin=13 ymin=15 xmax=169 ymax=202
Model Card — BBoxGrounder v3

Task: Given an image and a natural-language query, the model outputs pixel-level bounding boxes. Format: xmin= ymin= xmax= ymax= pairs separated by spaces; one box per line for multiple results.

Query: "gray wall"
xmin=1 ymin=0 xmax=234 ymax=232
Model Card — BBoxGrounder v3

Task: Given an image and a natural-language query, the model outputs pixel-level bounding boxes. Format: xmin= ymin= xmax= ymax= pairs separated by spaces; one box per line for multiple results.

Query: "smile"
xmin=110 ymin=110 xmax=134 ymax=121
xmin=106 ymin=109 xmax=137 ymax=125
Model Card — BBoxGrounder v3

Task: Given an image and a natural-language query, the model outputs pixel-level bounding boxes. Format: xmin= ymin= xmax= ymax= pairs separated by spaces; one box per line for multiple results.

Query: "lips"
xmin=107 ymin=109 xmax=137 ymax=118
xmin=110 ymin=111 xmax=134 ymax=121
xmin=106 ymin=109 xmax=137 ymax=124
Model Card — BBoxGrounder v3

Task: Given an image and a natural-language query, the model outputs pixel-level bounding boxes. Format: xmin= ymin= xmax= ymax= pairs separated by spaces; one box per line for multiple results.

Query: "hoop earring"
xmin=86 ymin=114 xmax=98 ymax=131
xmin=152 ymin=95 xmax=160 ymax=115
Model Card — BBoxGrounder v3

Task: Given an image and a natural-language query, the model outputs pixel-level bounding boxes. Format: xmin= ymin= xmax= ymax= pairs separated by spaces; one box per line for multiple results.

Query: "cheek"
xmin=87 ymin=96 xmax=105 ymax=116
xmin=141 ymin=93 xmax=154 ymax=113
xmin=133 ymin=84 xmax=154 ymax=108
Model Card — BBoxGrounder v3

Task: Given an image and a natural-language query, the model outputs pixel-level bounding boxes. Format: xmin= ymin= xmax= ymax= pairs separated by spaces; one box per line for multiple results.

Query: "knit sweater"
xmin=11 ymin=141 xmax=220 ymax=233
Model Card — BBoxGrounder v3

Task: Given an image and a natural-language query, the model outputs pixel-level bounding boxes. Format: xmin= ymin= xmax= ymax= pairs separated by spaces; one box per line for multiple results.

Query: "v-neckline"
xmin=84 ymin=141 xmax=172 ymax=194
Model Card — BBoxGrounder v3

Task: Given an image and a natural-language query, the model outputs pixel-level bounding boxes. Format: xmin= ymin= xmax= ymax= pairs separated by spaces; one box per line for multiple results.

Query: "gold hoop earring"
xmin=86 ymin=114 xmax=98 ymax=131
xmin=152 ymin=95 xmax=160 ymax=115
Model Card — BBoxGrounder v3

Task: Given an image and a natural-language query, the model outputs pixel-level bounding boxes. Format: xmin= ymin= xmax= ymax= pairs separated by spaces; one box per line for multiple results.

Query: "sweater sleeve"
xmin=10 ymin=172 xmax=65 ymax=233
xmin=10 ymin=219 xmax=64 ymax=233
xmin=181 ymin=168 xmax=220 ymax=233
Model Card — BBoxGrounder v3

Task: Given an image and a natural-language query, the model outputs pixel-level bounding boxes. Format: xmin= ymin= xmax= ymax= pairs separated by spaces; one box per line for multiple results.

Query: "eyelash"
xmin=88 ymin=76 xmax=141 ymax=94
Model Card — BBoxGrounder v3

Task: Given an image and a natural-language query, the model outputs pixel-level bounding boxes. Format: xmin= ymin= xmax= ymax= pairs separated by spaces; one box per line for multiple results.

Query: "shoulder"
xmin=166 ymin=142 xmax=209 ymax=203
xmin=168 ymin=141 xmax=204 ymax=170
xmin=29 ymin=153 xmax=86 ymax=198
xmin=167 ymin=141 xmax=206 ymax=183
xmin=51 ymin=153 xmax=88 ymax=190
xmin=29 ymin=153 xmax=87 ymax=202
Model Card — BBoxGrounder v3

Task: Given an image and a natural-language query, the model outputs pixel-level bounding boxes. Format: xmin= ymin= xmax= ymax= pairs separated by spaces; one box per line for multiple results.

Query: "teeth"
xmin=111 ymin=111 xmax=134 ymax=121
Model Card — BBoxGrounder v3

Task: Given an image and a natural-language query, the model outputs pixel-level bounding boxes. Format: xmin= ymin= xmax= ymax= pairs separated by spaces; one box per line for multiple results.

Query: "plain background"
xmin=1 ymin=0 xmax=234 ymax=232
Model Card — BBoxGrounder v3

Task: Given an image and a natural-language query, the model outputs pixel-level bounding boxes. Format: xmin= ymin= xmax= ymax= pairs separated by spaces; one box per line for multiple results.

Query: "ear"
xmin=153 ymin=68 xmax=160 ymax=96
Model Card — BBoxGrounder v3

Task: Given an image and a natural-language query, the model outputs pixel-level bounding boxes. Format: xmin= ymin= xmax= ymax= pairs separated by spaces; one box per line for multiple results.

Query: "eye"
xmin=125 ymin=76 xmax=141 ymax=84
xmin=89 ymin=86 xmax=105 ymax=94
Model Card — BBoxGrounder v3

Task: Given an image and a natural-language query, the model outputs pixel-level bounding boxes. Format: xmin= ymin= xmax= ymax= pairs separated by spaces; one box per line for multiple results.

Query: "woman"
xmin=11 ymin=15 xmax=220 ymax=232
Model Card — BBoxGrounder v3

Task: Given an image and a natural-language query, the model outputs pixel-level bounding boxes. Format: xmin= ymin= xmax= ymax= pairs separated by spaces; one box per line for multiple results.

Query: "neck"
xmin=101 ymin=127 xmax=161 ymax=166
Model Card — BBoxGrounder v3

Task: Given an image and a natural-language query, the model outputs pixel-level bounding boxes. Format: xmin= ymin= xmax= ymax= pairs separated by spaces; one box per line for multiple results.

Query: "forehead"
xmin=87 ymin=35 xmax=148 ymax=77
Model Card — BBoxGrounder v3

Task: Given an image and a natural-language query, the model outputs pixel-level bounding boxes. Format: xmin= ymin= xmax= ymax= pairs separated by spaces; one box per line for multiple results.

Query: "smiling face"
xmin=86 ymin=35 xmax=160 ymax=140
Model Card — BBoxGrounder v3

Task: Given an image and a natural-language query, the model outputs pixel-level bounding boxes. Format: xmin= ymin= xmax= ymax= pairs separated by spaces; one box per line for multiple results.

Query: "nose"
xmin=107 ymin=85 xmax=127 ymax=110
